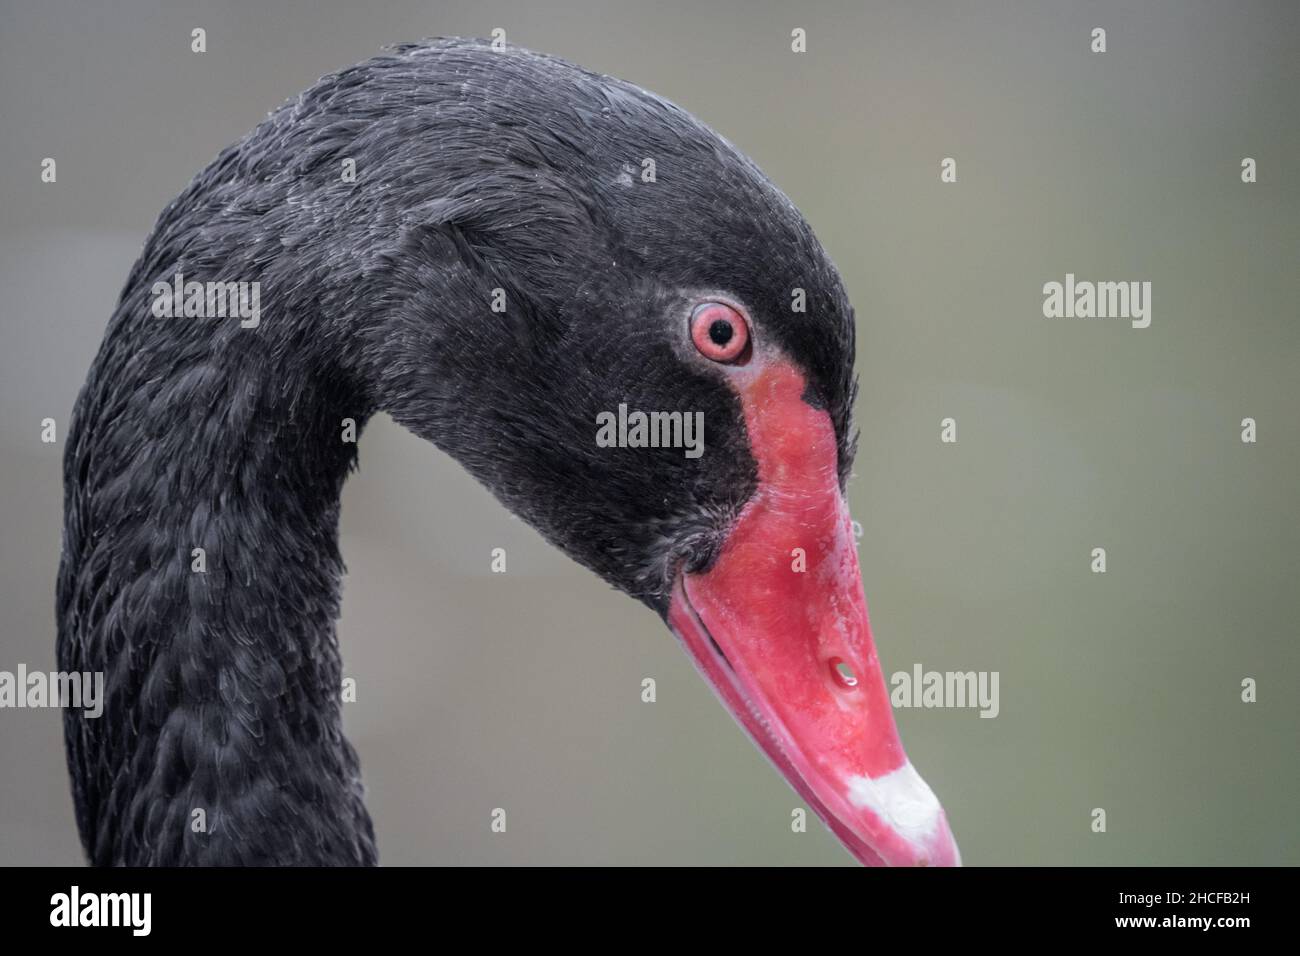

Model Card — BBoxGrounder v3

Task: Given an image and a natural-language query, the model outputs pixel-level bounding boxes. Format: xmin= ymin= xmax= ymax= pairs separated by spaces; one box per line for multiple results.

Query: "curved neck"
xmin=57 ymin=75 xmax=543 ymax=863
xmin=59 ymin=271 xmax=381 ymax=863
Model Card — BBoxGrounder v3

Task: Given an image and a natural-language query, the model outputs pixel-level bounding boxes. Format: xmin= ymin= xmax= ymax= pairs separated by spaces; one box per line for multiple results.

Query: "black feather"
xmin=57 ymin=38 xmax=858 ymax=865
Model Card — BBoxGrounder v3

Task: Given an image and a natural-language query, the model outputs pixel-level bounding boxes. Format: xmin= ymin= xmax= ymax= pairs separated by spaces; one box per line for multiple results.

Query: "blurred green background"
xmin=1 ymin=0 xmax=1296 ymax=865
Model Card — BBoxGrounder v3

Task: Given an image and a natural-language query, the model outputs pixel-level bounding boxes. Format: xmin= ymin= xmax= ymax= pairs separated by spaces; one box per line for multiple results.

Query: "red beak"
xmin=666 ymin=362 xmax=960 ymax=866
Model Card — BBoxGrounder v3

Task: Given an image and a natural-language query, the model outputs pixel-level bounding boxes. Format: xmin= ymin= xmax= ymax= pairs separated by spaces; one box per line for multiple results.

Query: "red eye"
xmin=690 ymin=302 xmax=750 ymax=363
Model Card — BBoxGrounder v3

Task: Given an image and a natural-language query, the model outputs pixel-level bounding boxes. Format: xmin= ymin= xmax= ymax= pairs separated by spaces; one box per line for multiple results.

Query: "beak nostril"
xmin=830 ymin=657 xmax=859 ymax=689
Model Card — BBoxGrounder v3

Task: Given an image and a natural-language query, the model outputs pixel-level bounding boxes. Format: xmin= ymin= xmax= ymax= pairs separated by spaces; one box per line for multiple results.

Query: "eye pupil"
xmin=690 ymin=302 xmax=750 ymax=364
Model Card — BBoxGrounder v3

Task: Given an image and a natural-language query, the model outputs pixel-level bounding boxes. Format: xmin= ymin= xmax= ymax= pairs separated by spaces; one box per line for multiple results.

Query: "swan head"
xmin=344 ymin=40 xmax=959 ymax=866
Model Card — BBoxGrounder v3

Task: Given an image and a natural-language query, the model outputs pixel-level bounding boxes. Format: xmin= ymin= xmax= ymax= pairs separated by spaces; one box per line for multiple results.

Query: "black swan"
xmin=57 ymin=38 xmax=959 ymax=866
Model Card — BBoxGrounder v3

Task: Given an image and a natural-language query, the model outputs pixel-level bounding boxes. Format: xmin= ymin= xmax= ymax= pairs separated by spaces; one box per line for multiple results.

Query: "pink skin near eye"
xmin=690 ymin=303 xmax=750 ymax=363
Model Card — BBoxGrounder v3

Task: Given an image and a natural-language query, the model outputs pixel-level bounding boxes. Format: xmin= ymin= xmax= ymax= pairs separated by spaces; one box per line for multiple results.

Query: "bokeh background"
xmin=1 ymin=0 xmax=1296 ymax=865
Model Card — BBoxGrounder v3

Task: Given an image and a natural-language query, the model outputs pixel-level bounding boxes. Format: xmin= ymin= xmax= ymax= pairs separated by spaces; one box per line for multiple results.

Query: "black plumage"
xmin=57 ymin=37 xmax=858 ymax=865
